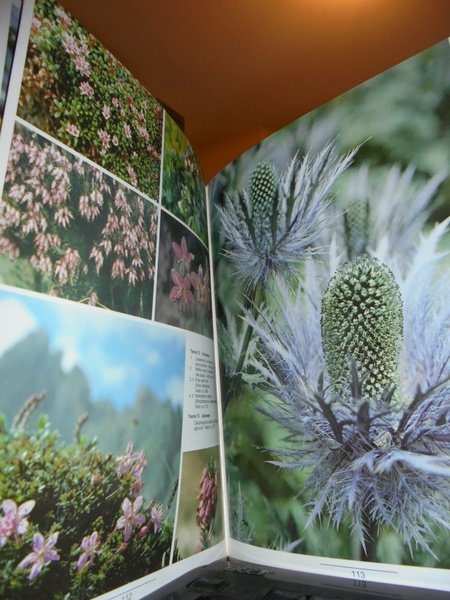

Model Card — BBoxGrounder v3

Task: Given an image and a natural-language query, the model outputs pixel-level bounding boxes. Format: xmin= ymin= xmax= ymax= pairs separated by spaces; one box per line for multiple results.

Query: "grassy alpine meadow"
xmin=18 ymin=0 xmax=163 ymax=199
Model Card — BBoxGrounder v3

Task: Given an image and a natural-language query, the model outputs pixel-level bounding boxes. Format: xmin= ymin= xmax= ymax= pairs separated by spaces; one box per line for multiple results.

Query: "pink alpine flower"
xmin=169 ymin=269 xmax=194 ymax=309
xmin=150 ymin=504 xmax=165 ymax=534
xmin=63 ymin=247 xmax=80 ymax=275
xmin=114 ymin=189 xmax=132 ymax=215
xmin=65 ymin=123 xmax=80 ymax=138
xmin=116 ymin=442 xmax=147 ymax=478
xmin=90 ymin=245 xmax=104 ymax=274
xmin=102 ymin=105 xmax=111 ymax=120
xmin=62 ymin=32 xmax=78 ymax=55
xmin=191 ymin=263 xmax=210 ymax=305
xmin=111 ymin=258 xmax=126 ymax=279
xmin=18 ymin=532 xmax=60 ymax=581
xmin=79 ymin=81 xmax=94 ymax=99
xmin=138 ymin=126 xmax=149 ymax=141
xmin=30 ymin=254 xmax=53 ymax=276
xmin=79 ymin=192 xmax=102 ymax=221
xmin=0 ymin=202 xmax=21 ymax=228
xmin=77 ymin=531 xmax=100 ymax=571
xmin=127 ymin=166 xmax=138 ymax=187
xmin=172 ymin=236 xmax=194 ymax=273
xmin=0 ymin=499 xmax=35 ymax=546
xmin=54 ymin=258 xmax=69 ymax=284
xmin=116 ymin=497 xmax=146 ymax=542
xmin=196 ymin=461 xmax=218 ymax=535
xmin=116 ymin=441 xmax=137 ymax=476
xmin=73 ymin=54 xmax=91 ymax=77
xmin=97 ymin=129 xmax=111 ymax=151
xmin=54 ymin=207 xmax=73 ymax=228
xmin=123 ymin=123 xmax=132 ymax=139
xmin=146 ymin=145 xmax=160 ymax=160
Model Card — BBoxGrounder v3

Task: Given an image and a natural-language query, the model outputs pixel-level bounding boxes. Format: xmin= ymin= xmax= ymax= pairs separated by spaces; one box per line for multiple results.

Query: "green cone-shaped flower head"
xmin=321 ymin=256 xmax=403 ymax=400
xmin=248 ymin=162 xmax=278 ymax=244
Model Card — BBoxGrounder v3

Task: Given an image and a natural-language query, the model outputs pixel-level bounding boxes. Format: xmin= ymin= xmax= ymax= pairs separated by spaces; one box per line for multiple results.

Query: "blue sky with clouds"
xmin=0 ymin=286 xmax=186 ymax=408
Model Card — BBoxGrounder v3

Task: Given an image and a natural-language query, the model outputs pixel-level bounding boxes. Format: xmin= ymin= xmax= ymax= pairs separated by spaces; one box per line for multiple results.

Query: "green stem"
xmin=234 ymin=283 xmax=264 ymax=376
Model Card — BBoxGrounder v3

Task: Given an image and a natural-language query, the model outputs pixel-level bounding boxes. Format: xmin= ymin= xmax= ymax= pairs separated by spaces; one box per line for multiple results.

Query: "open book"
xmin=0 ymin=1 xmax=449 ymax=598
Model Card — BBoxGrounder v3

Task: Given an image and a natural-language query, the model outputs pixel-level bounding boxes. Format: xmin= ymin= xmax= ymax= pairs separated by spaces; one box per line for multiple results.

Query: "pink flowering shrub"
xmin=0 ymin=404 xmax=174 ymax=599
xmin=1 ymin=123 xmax=157 ymax=318
xmin=19 ymin=0 xmax=162 ymax=198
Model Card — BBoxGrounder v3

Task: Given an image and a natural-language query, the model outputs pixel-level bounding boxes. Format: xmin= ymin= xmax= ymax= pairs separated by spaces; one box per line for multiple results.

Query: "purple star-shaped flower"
xmin=77 ymin=531 xmax=100 ymax=571
xmin=172 ymin=236 xmax=194 ymax=273
xmin=0 ymin=499 xmax=35 ymax=547
xmin=18 ymin=532 xmax=59 ymax=581
xmin=116 ymin=496 xmax=146 ymax=542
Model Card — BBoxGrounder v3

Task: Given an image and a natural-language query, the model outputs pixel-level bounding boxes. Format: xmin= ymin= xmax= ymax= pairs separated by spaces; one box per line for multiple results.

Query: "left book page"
xmin=0 ymin=1 xmax=223 ymax=599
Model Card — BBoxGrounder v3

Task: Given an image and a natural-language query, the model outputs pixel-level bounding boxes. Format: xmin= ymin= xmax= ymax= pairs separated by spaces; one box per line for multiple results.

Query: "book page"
xmin=210 ymin=38 xmax=450 ymax=590
xmin=0 ymin=1 xmax=22 ymax=131
xmin=0 ymin=1 xmax=222 ymax=599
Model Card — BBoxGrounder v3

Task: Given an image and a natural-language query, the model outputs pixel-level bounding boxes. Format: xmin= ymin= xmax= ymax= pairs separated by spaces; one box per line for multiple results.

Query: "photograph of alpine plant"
xmin=0 ymin=123 xmax=158 ymax=319
xmin=211 ymin=39 xmax=450 ymax=567
xmin=162 ymin=113 xmax=208 ymax=245
xmin=18 ymin=0 xmax=163 ymax=198
xmin=174 ymin=447 xmax=222 ymax=560
xmin=0 ymin=288 xmax=185 ymax=599
xmin=155 ymin=211 xmax=213 ymax=338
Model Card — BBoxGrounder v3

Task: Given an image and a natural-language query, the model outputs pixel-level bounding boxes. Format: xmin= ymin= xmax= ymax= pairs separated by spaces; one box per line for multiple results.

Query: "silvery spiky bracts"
xmin=321 ymin=256 xmax=403 ymax=402
xmin=250 ymin=280 xmax=450 ymax=557
xmin=218 ymin=141 xmax=357 ymax=288
xmin=400 ymin=218 xmax=450 ymax=395
xmin=249 ymin=247 xmax=450 ymax=558
xmin=338 ymin=164 xmax=446 ymax=264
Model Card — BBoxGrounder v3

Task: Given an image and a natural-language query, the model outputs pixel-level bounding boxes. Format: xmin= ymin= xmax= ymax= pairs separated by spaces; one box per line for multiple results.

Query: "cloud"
xmin=166 ymin=376 xmax=184 ymax=406
xmin=56 ymin=335 xmax=81 ymax=372
xmin=0 ymin=296 xmax=37 ymax=357
xmin=101 ymin=364 xmax=129 ymax=387
xmin=145 ymin=349 xmax=160 ymax=367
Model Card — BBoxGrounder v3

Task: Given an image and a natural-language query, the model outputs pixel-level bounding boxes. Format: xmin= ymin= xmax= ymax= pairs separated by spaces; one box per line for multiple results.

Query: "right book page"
xmin=210 ymin=38 xmax=450 ymax=589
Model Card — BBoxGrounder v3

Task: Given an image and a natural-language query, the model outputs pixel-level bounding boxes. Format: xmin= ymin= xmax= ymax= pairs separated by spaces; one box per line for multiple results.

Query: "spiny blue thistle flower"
xmin=218 ymin=141 xmax=357 ymax=288
xmin=246 ymin=221 xmax=450 ymax=557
